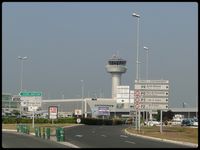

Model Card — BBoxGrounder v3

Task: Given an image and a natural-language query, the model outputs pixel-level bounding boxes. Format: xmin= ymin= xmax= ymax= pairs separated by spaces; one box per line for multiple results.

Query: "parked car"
xmin=147 ymin=120 xmax=160 ymax=126
xmin=181 ymin=119 xmax=193 ymax=126
xmin=192 ymin=118 xmax=198 ymax=126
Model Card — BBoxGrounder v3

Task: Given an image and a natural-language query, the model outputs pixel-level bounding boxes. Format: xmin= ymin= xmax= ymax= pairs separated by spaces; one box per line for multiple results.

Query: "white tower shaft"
xmin=111 ymin=73 xmax=121 ymax=99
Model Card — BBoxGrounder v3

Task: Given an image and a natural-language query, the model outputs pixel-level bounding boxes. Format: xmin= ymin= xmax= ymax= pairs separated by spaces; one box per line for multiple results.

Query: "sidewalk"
xmin=124 ymin=128 xmax=198 ymax=148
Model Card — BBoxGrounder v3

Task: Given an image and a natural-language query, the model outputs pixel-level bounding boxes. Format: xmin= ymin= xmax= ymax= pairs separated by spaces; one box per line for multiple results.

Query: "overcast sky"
xmin=2 ymin=2 xmax=198 ymax=108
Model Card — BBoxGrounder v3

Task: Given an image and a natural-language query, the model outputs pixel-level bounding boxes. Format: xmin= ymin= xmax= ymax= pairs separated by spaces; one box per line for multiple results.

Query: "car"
xmin=147 ymin=120 xmax=160 ymax=126
xmin=181 ymin=119 xmax=193 ymax=126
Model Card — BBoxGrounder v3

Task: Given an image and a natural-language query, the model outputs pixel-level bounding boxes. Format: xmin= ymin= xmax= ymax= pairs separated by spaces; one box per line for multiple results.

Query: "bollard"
xmin=39 ymin=127 xmax=41 ymax=137
xmin=16 ymin=124 xmax=19 ymax=132
xmin=42 ymin=127 xmax=45 ymax=139
xmin=24 ymin=125 xmax=27 ymax=134
xmin=60 ymin=128 xmax=65 ymax=142
xmin=21 ymin=124 xmax=24 ymax=133
xmin=46 ymin=128 xmax=50 ymax=140
xmin=56 ymin=127 xmax=61 ymax=142
xmin=35 ymin=127 xmax=39 ymax=137
xmin=19 ymin=124 xmax=22 ymax=133
xmin=26 ymin=125 xmax=30 ymax=134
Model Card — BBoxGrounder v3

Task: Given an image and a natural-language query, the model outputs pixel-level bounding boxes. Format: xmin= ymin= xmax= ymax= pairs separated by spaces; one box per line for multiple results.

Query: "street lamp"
xmin=18 ymin=56 xmax=28 ymax=91
xmin=17 ymin=56 xmax=28 ymax=117
xmin=132 ymin=12 xmax=140 ymax=131
xmin=81 ymin=80 xmax=84 ymax=117
xmin=144 ymin=46 xmax=149 ymax=80
xmin=132 ymin=12 xmax=140 ymax=81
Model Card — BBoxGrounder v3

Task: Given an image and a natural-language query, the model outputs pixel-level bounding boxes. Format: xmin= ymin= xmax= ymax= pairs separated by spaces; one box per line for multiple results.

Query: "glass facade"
xmin=2 ymin=93 xmax=19 ymax=109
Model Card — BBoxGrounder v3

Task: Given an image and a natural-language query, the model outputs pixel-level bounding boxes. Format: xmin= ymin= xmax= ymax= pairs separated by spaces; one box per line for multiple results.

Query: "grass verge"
xmin=126 ymin=125 xmax=198 ymax=144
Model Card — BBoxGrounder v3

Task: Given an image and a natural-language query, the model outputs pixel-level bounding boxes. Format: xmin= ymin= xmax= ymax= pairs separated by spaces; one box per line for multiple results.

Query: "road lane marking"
xmin=75 ymin=135 xmax=83 ymax=137
xmin=125 ymin=141 xmax=135 ymax=144
xmin=101 ymin=134 xmax=107 ymax=137
xmin=120 ymin=135 xmax=128 ymax=138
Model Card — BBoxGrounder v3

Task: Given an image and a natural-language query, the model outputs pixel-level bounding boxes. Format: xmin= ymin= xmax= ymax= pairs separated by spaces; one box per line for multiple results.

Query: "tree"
xmin=163 ymin=110 xmax=174 ymax=121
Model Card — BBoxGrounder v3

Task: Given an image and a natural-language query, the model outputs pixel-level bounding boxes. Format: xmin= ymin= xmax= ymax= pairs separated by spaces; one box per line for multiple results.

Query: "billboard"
xmin=49 ymin=106 xmax=58 ymax=119
xmin=98 ymin=106 xmax=110 ymax=116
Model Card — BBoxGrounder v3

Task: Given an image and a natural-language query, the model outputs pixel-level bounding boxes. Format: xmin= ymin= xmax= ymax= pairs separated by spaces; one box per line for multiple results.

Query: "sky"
xmin=2 ymin=2 xmax=198 ymax=108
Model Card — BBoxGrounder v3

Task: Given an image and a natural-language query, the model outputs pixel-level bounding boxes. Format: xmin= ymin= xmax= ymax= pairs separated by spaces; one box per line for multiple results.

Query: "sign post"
xmin=19 ymin=91 xmax=42 ymax=128
xmin=134 ymin=80 xmax=169 ymax=131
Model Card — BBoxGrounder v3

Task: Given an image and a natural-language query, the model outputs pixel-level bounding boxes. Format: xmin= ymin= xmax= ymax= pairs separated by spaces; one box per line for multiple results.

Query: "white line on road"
xmin=75 ymin=135 xmax=83 ymax=137
xmin=101 ymin=134 xmax=107 ymax=137
xmin=120 ymin=135 xmax=128 ymax=138
xmin=125 ymin=141 xmax=135 ymax=144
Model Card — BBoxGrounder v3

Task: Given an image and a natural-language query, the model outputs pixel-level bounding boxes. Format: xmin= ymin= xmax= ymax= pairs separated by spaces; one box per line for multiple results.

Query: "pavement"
xmin=124 ymin=128 xmax=198 ymax=148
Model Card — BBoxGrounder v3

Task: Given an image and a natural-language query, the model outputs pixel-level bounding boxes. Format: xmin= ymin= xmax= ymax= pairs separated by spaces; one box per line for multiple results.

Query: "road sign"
xmin=135 ymin=84 xmax=169 ymax=90
xmin=76 ymin=118 xmax=81 ymax=124
xmin=28 ymin=106 xmax=38 ymax=112
xmin=49 ymin=106 xmax=58 ymax=119
xmin=19 ymin=91 xmax=42 ymax=97
xmin=75 ymin=109 xmax=82 ymax=115
xmin=141 ymin=91 xmax=169 ymax=97
xmin=141 ymin=97 xmax=168 ymax=103
xmin=98 ymin=106 xmax=110 ymax=116
xmin=140 ymin=104 xmax=168 ymax=110
xmin=135 ymin=80 xmax=169 ymax=84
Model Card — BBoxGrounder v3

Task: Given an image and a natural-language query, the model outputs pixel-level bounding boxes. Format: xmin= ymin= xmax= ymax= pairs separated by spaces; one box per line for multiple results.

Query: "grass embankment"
xmin=2 ymin=123 xmax=78 ymax=135
xmin=126 ymin=126 xmax=198 ymax=144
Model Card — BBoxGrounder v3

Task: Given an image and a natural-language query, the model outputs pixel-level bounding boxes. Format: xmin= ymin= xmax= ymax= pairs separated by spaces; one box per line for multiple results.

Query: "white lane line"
xmin=75 ymin=134 xmax=83 ymax=137
xmin=101 ymin=134 xmax=107 ymax=137
xmin=120 ymin=135 xmax=128 ymax=138
xmin=125 ymin=141 xmax=135 ymax=144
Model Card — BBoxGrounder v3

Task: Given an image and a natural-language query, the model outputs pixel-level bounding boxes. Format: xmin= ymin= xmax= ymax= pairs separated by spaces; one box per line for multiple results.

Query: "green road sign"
xmin=19 ymin=91 xmax=42 ymax=97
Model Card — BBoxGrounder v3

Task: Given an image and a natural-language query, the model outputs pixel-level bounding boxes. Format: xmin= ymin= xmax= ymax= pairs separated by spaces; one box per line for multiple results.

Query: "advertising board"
xmin=49 ymin=106 xmax=58 ymax=119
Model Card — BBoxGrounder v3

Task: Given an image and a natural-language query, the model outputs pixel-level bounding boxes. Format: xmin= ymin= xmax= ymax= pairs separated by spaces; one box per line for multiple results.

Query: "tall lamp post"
xmin=18 ymin=56 xmax=28 ymax=117
xmin=81 ymin=80 xmax=84 ymax=117
xmin=132 ymin=12 xmax=140 ymax=131
xmin=144 ymin=46 xmax=149 ymax=123
xmin=144 ymin=46 xmax=149 ymax=80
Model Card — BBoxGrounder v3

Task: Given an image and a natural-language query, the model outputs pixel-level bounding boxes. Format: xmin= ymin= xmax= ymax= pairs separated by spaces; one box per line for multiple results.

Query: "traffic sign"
xmin=19 ymin=91 xmax=42 ymax=97
xmin=141 ymin=91 xmax=169 ymax=97
xmin=141 ymin=97 xmax=168 ymax=103
xmin=135 ymin=80 xmax=169 ymax=84
xmin=140 ymin=104 xmax=168 ymax=110
xmin=135 ymin=84 xmax=169 ymax=90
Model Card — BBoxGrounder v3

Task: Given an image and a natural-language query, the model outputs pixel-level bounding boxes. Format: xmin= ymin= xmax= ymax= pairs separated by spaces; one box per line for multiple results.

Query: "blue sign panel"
xmin=98 ymin=106 xmax=110 ymax=116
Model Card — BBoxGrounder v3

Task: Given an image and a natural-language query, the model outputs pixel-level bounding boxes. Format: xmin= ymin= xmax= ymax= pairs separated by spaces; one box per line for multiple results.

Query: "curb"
xmin=124 ymin=129 xmax=198 ymax=148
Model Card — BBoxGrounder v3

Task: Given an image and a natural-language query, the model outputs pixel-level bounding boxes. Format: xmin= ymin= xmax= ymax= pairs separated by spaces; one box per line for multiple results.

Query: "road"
xmin=64 ymin=125 xmax=193 ymax=148
xmin=2 ymin=131 xmax=71 ymax=148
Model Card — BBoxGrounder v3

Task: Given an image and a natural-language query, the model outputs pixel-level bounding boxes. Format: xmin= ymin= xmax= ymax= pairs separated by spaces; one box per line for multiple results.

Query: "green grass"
xmin=126 ymin=126 xmax=198 ymax=144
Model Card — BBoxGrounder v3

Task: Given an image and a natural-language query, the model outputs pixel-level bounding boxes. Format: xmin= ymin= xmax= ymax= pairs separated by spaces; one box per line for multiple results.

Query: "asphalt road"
xmin=2 ymin=131 xmax=71 ymax=148
xmin=64 ymin=125 xmax=193 ymax=148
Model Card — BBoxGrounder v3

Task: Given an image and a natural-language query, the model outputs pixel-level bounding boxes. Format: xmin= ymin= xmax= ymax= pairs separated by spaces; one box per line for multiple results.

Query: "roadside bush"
xmin=53 ymin=117 xmax=76 ymax=124
xmin=2 ymin=117 xmax=16 ymax=124
xmin=80 ymin=118 xmax=123 ymax=125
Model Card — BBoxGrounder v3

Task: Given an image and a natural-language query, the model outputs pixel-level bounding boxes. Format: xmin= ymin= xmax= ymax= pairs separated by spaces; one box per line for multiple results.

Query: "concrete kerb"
xmin=124 ymin=128 xmax=198 ymax=148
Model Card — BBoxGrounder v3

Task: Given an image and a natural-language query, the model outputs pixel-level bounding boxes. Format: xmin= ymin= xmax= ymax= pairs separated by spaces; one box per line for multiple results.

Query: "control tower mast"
xmin=106 ymin=54 xmax=127 ymax=99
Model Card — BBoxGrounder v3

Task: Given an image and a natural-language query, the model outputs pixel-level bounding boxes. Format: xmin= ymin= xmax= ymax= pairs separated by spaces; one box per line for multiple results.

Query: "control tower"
xmin=105 ymin=55 xmax=127 ymax=99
